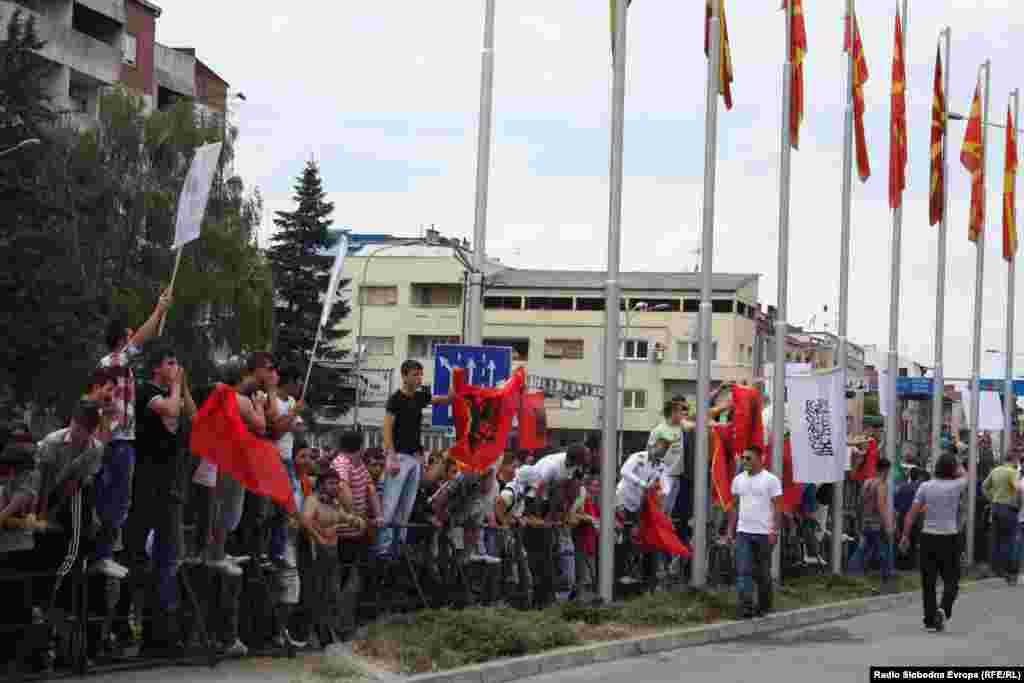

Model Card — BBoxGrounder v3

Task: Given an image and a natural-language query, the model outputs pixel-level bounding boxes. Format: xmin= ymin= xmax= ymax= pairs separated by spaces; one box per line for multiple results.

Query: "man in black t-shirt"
xmin=125 ymin=344 xmax=195 ymax=655
xmin=376 ymin=359 xmax=452 ymax=557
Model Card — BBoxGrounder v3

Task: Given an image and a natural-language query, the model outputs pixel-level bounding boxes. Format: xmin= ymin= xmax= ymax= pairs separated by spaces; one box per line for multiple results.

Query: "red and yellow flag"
xmin=929 ymin=47 xmax=946 ymax=227
xmin=845 ymin=11 xmax=871 ymax=181
xmin=1004 ymin=104 xmax=1018 ymax=261
xmin=704 ymin=0 xmax=734 ymax=110
xmin=889 ymin=13 xmax=907 ymax=209
xmin=961 ymin=83 xmax=985 ymax=243
xmin=783 ymin=0 xmax=808 ymax=149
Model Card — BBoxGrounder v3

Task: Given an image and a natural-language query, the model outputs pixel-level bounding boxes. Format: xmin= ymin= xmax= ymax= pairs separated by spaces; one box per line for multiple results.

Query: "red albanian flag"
xmin=450 ymin=366 xmax=525 ymax=473
xmin=638 ymin=488 xmax=691 ymax=557
xmin=518 ymin=389 xmax=547 ymax=451
xmin=763 ymin=434 xmax=805 ymax=514
xmin=710 ymin=423 xmax=736 ymax=511
xmin=730 ymin=383 xmax=765 ymax=454
xmin=190 ymin=383 xmax=295 ymax=513
xmin=851 ymin=438 xmax=879 ymax=481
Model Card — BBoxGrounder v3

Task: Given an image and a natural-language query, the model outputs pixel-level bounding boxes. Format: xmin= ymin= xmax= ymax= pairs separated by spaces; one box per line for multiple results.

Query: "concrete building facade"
xmin=326 ymin=239 xmax=762 ymax=453
xmin=0 ymin=0 xmax=227 ymax=126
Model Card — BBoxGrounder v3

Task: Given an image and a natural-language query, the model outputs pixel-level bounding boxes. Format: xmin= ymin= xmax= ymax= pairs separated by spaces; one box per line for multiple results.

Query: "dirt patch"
xmin=574 ymin=622 xmax=660 ymax=642
xmin=352 ymin=638 xmax=403 ymax=674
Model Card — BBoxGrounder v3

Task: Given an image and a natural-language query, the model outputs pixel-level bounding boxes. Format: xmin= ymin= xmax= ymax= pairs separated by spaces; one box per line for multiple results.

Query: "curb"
xmin=397 ymin=578 xmax=1007 ymax=683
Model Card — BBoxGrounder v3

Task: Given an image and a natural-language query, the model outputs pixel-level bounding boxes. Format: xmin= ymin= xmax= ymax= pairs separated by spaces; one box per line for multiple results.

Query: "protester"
xmin=849 ymin=459 xmax=895 ymax=591
xmin=900 ymin=452 xmax=968 ymax=632
xmin=92 ymin=289 xmax=173 ymax=580
xmin=377 ymin=360 xmax=452 ymax=558
xmin=727 ymin=444 xmax=782 ymax=619
xmin=647 ymin=397 xmax=689 ymax=516
xmin=982 ymin=449 xmax=1019 ymax=582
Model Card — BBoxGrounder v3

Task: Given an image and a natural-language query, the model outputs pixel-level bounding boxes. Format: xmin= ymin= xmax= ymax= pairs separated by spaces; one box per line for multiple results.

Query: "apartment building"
xmin=328 ymin=238 xmax=763 ymax=454
xmin=0 ymin=0 xmax=228 ymax=127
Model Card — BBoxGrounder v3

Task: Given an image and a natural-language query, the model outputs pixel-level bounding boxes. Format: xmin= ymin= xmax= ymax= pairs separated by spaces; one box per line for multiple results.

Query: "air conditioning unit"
xmin=653 ymin=342 xmax=666 ymax=362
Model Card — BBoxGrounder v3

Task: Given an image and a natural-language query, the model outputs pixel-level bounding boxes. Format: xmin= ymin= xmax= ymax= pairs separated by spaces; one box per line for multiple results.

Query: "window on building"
xmin=624 ymin=389 xmax=647 ymax=410
xmin=358 ymin=336 xmax=395 ymax=356
xmin=621 ymin=338 xmax=650 ymax=360
xmin=898 ymin=368 xmax=908 ymax=377
xmin=360 ymin=285 xmax=398 ymax=306
xmin=676 ymin=340 xmax=718 ymax=363
xmin=484 ymin=296 xmax=523 ymax=310
xmin=575 ymin=297 xmax=606 ymax=311
xmin=633 ymin=298 xmax=682 ymax=312
xmin=411 ymin=283 xmax=462 ymax=307
xmin=543 ymin=339 xmax=584 ymax=360
xmin=712 ymin=299 xmax=735 ymax=314
xmin=123 ymin=33 xmax=137 ymax=66
xmin=747 ymin=345 xmax=754 ymax=363
xmin=526 ymin=297 xmax=574 ymax=311
xmin=408 ymin=335 xmax=461 ymax=359
xmin=682 ymin=300 xmax=699 ymax=313
xmin=483 ymin=338 xmax=530 ymax=361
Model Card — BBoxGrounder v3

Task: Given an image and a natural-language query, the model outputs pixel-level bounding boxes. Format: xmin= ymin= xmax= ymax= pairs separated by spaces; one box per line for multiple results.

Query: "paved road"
xmin=525 ymin=584 xmax=1023 ymax=683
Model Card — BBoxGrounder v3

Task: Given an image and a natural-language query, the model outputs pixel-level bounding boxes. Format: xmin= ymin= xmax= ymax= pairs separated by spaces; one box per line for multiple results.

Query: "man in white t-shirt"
xmin=727 ymin=444 xmax=782 ymax=619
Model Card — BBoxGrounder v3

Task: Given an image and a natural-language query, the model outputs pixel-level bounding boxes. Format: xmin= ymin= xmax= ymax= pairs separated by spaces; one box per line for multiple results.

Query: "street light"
xmin=0 ymin=138 xmax=40 ymax=157
xmin=618 ymin=301 xmax=672 ymax=459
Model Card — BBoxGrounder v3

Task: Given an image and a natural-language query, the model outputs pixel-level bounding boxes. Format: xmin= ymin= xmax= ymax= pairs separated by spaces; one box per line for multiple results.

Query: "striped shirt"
xmin=99 ymin=344 xmax=141 ymax=442
xmin=332 ymin=454 xmax=372 ymax=540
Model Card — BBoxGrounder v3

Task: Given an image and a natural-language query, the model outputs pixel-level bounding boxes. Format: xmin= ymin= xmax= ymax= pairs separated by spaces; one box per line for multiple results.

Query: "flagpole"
xmin=930 ymin=29 xmax=951 ymax=470
xmin=770 ymin=0 xmax=795 ymax=584
xmin=885 ymin=0 xmax=907 ymax=497
xmin=467 ymin=0 xmax=496 ymax=347
xmin=1005 ymin=89 xmax=1019 ymax=460
xmin=833 ymin=0 xmax=855 ymax=576
xmin=157 ymin=247 xmax=183 ymax=337
xmin=691 ymin=0 xmax=722 ymax=591
xmin=966 ymin=60 xmax=992 ymax=568
xmin=599 ymin=0 xmax=628 ymax=605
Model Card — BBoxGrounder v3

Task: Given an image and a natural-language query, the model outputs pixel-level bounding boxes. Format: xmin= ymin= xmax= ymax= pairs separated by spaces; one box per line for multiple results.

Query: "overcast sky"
xmin=156 ymin=1 xmax=1024 ymax=378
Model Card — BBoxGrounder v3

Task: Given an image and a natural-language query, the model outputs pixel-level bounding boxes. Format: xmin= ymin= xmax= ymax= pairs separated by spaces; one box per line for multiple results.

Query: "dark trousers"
xmin=735 ymin=532 xmax=773 ymax=611
xmin=523 ymin=527 xmax=556 ymax=608
xmin=337 ymin=541 xmax=369 ymax=633
xmin=124 ymin=461 xmax=181 ymax=611
xmin=990 ymin=503 xmax=1019 ymax=575
xmin=919 ymin=533 xmax=960 ymax=627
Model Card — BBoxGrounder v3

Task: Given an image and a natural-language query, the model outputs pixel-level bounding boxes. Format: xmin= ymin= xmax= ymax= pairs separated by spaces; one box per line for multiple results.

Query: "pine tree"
xmin=267 ymin=160 xmax=350 ymax=371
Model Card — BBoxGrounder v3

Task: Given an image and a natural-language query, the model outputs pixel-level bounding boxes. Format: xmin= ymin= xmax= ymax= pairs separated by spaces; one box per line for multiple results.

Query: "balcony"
xmin=155 ymin=43 xmax=196 ymax=99
xmin=75 ymin=0 xmax=125 ymax=25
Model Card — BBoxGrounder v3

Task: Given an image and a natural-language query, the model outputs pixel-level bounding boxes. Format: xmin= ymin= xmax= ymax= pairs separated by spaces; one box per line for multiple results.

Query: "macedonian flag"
xmin=889 ymin=12 xmax=907 ymax=210
xmin=845 ymin=11 xmax=871 ymax=182
xmin=1004 ymin=103 xmax=1018 ymax=261
xmin=962 ymin=82 xmax=985 ymax=243
xmin=704 ymin=0 xmax=734 ymax=110
xmin=929 ymin=47 xmax=946 ymax=227
xmin=785 ymin=0 xmax=808 ymax=149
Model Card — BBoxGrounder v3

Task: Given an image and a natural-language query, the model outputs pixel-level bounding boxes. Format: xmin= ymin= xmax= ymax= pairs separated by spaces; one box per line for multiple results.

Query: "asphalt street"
xmin=525 ymin=583 xmax=1023 ymax=683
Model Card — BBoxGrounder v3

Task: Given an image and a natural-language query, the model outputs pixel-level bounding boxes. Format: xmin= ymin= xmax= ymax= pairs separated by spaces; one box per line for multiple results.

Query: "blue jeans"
xmin=1011 ymin=521 xmax=1024 ymax=573
xmin=93 ymin=440 xmax=135 ymax=561
xmin=990 ymin=503 xmax=1019 ymax=575
xmin=374 ymin=452 xmax=422 ymax=555
xmin=735 ymin=532 xmax=773 ymax=609
xmin=849 ymin=528 xmax=894 ymax=580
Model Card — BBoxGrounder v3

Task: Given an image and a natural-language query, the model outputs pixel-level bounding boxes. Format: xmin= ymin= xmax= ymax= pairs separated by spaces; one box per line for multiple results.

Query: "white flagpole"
xmin=770 ymin=0 xmax=795 ymax=583
xmin=966 ymin=60 xmax=992 ymax=567
xmin=691 ymin=0 xmax=722 ymax=590
xmin=599 ymin=0 xmax=628 ymax=605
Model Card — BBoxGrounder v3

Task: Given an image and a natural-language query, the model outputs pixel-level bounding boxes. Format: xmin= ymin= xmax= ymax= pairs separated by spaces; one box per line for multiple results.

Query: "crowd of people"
xmin=1 ymin=291 xmax=1021 ymax=675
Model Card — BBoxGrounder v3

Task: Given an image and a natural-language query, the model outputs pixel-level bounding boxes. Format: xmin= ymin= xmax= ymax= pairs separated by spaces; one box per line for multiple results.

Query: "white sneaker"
xmin=206 ymin=558 xmax=243 ymax=577
xmin=469 ymin=553 xmax=502 ymax=565
xmin=89 ymin=559 xmax=129 ymax=579
xmin=226 ymin=554 xmax=251 ymax=565
xmin=222 ymin=639 xmax=248 ymax=658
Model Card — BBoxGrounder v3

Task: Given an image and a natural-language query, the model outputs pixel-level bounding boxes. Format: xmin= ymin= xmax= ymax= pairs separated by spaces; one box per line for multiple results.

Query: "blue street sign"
xmin=895 ymin=377 xmax=933 ymax=397
xmin=978 ymin=379 xmax=1024 ymax=394
xmin=432 ymin=344 xmax=513 ymax=427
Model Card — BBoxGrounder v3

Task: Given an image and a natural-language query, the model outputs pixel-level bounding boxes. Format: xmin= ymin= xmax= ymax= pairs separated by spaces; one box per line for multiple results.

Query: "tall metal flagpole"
xmin=966 ymin=60 xmax=992 ymax=568
xmin=833 ymin=0 xmax=855 ymax=576
xmin=467 ymin=0 xmax=496 ymax=347
xmin=885 ymin=0 xmax=908 ymax=489
xmin=599 ymin=0 xmax=628 ymax=605
xmin=691 ymin=0 xmax=722 ymax=590
xmin=1004 ymin=89 xmax=1019 ymax=460
xmin=770 ymin=0 xmax=795 ymax=583
xmin=930 ymin=28 xmax=951 ymax=471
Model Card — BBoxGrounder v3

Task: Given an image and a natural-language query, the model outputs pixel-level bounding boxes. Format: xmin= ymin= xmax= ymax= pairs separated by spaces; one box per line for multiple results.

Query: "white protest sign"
xmin=172 ymin=142 xmax=223 ymax=250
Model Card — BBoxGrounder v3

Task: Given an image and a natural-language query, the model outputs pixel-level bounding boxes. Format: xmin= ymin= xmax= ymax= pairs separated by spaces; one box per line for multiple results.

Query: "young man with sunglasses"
xmin=726 ymin=444 xmax=783 ymax=619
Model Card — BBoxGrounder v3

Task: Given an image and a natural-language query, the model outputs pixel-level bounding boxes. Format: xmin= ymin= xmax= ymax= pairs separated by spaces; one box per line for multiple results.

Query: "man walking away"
xmin=982 ymin=449 xmax=1019 ymax=582
xmin=849 ymin=459 xmax=896 ymax=592
xmin=727 ymin=445 xmax=782 ymax=619
xmin=900 ymin=453 xmax=968 ymax=632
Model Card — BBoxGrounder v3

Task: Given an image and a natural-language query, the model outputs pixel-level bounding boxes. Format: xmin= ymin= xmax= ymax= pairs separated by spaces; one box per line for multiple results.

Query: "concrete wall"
xmin=195 ymin=59 xmax=227 ymax=113
xmin=119 ymin=0 xmax=155 ymax=99
xmin=154 ymin=42 xmax=195 ymax=96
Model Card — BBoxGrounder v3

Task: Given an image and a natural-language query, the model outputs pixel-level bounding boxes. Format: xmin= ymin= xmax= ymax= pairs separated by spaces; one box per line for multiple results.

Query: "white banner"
xmin=960 ymin=388 xmax=1004 ymax=431
xmin=172 ymin=142 xmax=222 ymax=250
xmin=788 ymin=367 xmax=849 ymax=483
xmin=319 ymin=233 xmax=350 ymax=329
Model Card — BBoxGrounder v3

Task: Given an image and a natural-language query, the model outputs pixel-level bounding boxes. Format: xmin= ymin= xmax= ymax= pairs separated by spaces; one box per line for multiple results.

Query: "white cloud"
xmin=269 ymin=15 xmax=289 ymax=34
xmin=520 ymin=15 xmax=562 ymax=42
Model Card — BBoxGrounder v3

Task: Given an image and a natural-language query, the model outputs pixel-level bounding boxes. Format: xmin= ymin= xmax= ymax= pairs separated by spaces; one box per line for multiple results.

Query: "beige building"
xmin=329 ymin=242 xmax=762 ymax=454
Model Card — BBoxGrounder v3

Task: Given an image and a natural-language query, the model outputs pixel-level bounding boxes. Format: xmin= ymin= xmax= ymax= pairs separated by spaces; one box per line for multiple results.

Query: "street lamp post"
xmin=0 ymin=138 xmax=41 ymax=157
